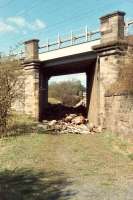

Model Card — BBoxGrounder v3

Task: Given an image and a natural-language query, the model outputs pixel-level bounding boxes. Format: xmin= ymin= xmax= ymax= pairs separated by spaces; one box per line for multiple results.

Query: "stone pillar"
xmin=24 ymin=39 xmax=39 ymax=61
xmin=93 ymin=11 xmax=127 ymax=128
xmin=23 ymin=39 xmax=41 ymax=120
xmin=100 ymin=11 xmax=125 ymax=43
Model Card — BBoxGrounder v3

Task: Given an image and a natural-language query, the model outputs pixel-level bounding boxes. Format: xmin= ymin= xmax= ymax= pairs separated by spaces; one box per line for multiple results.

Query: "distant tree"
xmin=0 ymin=57 xmax=24 ymax=133
xmin=49 ymin=80 xmax=85 ymax=106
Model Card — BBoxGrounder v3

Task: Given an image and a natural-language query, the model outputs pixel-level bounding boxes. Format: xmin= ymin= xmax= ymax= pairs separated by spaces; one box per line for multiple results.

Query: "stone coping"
xmin=24 ymin=39 xmax=39 ymax=44
xmin=100 ymin=11 xmax=125 ymax=20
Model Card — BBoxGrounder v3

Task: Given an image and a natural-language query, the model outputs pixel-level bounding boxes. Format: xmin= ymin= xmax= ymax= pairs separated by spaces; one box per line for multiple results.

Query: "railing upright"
xmin=39 ymin=26 xmax=102 ymax=53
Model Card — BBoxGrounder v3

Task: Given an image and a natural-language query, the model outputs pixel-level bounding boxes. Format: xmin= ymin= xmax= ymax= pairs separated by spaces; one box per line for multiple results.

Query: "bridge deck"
xmin=39 ymin=39 xmax=100 ymax=61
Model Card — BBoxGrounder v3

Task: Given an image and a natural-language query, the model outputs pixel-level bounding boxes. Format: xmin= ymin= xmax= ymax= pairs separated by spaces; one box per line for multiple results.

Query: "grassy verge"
xmin=0 ymin=115 xmax=133 ymax=199
xmin=0 ymin=133 xmax=132 ymax=176
xmin=2 ymin=114 xmax=47 ymax=137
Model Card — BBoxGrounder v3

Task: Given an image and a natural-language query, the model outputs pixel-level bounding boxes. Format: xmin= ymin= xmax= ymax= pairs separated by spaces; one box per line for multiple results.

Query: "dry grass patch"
xmin=0 ymin=132 xmax=133 ymax=199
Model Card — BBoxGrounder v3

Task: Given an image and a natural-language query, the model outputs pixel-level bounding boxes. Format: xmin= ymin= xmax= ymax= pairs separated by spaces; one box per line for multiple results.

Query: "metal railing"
xmin=39 ymin=20 xmax=133 ymax=54
xmin=3 ymin=20 xmax=133 ymax=59
xmin=8 ymin=45 xmax=25 ymax=60
xmin=39 ymin=26 xmax=100 ymax=53
xmin=125 ymin=20 xmax=133 ymax=35
xmin=0 ymin=50 xmax=25 ymax=61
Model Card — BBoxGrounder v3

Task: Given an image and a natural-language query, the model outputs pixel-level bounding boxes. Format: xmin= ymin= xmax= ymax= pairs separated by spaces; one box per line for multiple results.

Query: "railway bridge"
xmin=23 ymin=11 xmax=133 ymax=133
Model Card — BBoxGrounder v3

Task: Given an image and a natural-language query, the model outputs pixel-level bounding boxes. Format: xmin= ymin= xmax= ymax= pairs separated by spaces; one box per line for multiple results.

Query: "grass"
xmin=0 ymin=131 xmax=133 ymax=199
xmin=128 ymin=153 xmax=133 ymax=160
xmin=0 ymin=115 xmax=133 ymax=199
xmin=48 ymin=97 xmax=61 ymax=104
xmin=5 ymin=114 xmax=48 ymax=136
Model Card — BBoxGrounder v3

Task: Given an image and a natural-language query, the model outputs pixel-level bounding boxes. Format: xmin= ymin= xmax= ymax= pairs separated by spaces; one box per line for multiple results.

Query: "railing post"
xmin=85 ymin=25 xmax=88 ymax=42
xmin=57 ymin=33 xmax=61 ymax=49
xmin=125 ymin=20 xmax=133 ymax=36
xmin=89 ymin=32 xmax=92 ymax=41
xmin=46 ymin=39 xmax=49 ymax=51
xmin=70 ymin=31 xmax=73 ymax=45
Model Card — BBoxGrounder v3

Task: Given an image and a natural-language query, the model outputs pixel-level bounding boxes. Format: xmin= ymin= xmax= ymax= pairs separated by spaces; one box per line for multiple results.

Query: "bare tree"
xmin=0 ymin=57 xmax=24 ymax=133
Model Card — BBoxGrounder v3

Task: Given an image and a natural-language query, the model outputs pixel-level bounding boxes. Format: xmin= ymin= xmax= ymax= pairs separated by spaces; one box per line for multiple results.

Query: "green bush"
xmin=49 ymin=80 xmax=85 ymax=106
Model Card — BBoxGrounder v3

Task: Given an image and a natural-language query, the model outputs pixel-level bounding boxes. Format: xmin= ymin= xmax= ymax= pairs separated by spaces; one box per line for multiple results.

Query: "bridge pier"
xmin=23 ymin=60 xmax=40 ymax=120
xmin=94 ymin=11 xmax=126 ymax=128
xmin=23 ymin=39 xmax=49 ymax=121
xmin=23 ymin=39 xmax=40 ymax=120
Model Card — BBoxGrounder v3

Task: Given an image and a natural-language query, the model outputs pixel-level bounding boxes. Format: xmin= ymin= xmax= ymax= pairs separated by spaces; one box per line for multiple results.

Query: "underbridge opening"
xmin=46 ymin=73 xmax=87 ymax=120
xmin=39 ymin=64 xmax=97 ymax=123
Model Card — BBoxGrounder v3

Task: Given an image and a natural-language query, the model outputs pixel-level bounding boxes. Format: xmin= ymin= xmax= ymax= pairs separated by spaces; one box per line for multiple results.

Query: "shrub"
xmin=0 ymin=57 xmax=24 ymax=134
xmin=49 ymin=80 xmax=85 ymax=106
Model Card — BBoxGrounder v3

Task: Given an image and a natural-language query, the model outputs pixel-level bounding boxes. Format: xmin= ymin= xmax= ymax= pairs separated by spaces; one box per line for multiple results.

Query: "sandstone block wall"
xmin=100 ymin=11 xmax=125 ymax=43
xmin=105 ymin=94 xmax=133 ymax=134
xmin=97 ymin=42 xmax=133 ymax=134
xmin=97 ymin=53 xmax=122 ymax=127
xmin=97 ymin=47 xmax=133 ymax=134
xmin=24 ymin=67 xmax=39 ymax=119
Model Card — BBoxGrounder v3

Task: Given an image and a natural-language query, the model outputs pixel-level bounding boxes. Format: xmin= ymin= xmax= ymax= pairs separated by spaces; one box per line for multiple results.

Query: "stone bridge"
xmin=23 ymin=11 xmax=133 ymax=134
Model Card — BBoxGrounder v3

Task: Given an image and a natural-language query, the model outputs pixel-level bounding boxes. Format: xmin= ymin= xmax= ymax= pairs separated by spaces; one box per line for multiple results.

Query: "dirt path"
xmin=46 ymin=135 xmax=133 ymax=200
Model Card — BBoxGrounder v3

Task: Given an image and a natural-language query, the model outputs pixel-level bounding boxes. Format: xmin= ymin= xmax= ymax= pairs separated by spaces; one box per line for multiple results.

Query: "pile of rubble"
xmin=40 ymin=114 xmax=102 ymax=135
xmin=38 ymin=102 xmax=102 ymax=135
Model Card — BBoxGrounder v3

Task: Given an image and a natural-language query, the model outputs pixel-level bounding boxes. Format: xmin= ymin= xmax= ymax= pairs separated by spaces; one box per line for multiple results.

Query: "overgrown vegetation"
xmin=0 ymin=57 xmax=24 ymax=134
xmin=49 ymin=80 xmax=85 ymax=106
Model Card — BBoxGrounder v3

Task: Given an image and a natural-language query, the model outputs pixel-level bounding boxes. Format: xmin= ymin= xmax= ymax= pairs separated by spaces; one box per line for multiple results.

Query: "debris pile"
xmin=41 ymin=113 xmax=102 ymax=134
xmin=39 ymin=103 xmax=102 ymax=134
xmin=74 ymin=97 xmax=86 ymax=108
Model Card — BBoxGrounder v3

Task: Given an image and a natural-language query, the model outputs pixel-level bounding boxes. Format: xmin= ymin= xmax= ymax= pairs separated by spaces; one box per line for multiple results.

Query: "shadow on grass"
xmin=0 ymin=169 xmax=76 ymax=200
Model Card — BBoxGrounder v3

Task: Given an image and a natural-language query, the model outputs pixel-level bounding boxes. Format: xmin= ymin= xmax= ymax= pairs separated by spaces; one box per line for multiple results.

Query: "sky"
xmin=0 ymin=0 xmax=133 ymax=85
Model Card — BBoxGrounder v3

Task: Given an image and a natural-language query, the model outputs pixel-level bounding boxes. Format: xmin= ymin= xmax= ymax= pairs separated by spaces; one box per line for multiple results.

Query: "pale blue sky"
xmin=0 ymin=0 xmax=133 ymax=52
xmin=0 ymin=0 xmax=133 ymax=85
